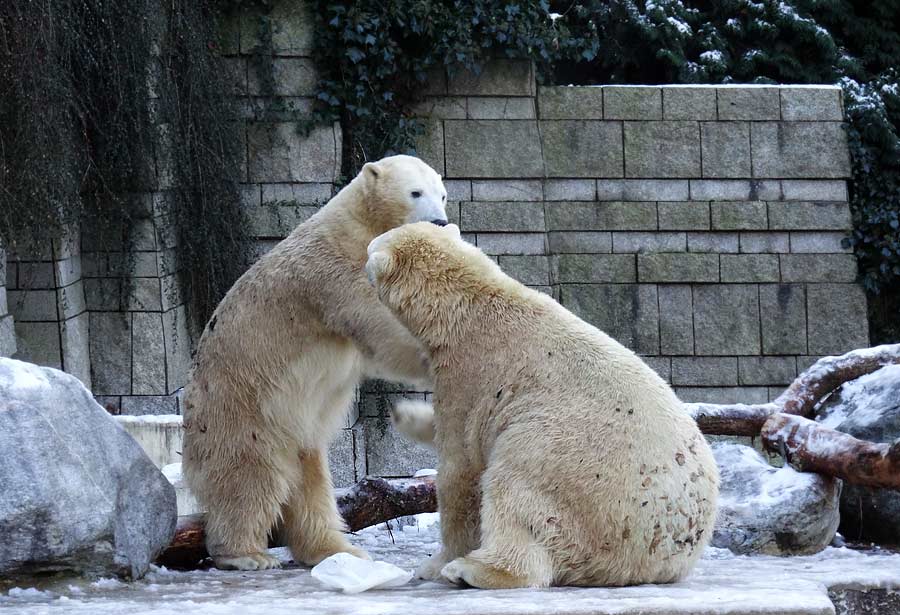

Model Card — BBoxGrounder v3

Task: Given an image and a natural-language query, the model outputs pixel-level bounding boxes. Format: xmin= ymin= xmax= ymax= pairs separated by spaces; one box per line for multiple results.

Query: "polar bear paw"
xmin=441 ymin=556 xmax=530 ymax=589
xmin=214 ymin=552 xmax=282 ymax=571
xmin=415 ymin=550 xmax=453 ymax=581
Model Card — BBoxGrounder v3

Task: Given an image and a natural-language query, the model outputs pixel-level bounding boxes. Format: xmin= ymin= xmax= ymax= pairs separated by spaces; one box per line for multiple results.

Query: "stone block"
xmin=546 ymin=201 xmax=657 ymax=231
xmin=544 ymin=180 xmax=595 ymax=201
xmin=759 ymin=284 xmax=807 ymax=355
xmin=89 ymin=313 xmax=131 ymax=395
xmin=658 ymin=201 xmax=711 ymax=230
xmin=57 ymin=281 xmax=86 ymax=320
xmin=779 ymin=254 xmax=858 ymax=283
xmin=538 ymin=86 xmax=603 ymax=119
xmin=363 ymin=417 xmax=438 ymax=477
xmin=467 ymin=97 xmax=535 ymax=120
xmin=4 ymin=261 xmax=14 ymax=288
xmin=690 ymin=179 xmax=781 ymax=201
xmin=132 ymin=312 xmax=166 ymax=396
xmin=701 ymin=122 xmax=751 ymax=178
xmin=738 ymin=357 xmax=797 ymax=386
xmin=739 ymin=232 xmax=790 ymax=254
xmin=710 ymin=201 xmax=768 ymax=230
xmin=624 ymin=121 xmax=701 ymax=178
xmin=121 ymin=395 xmax=178 ymax=416
xmin=717 ymin=87 xmax=780 ymax=120
xmin=414 ymin=119 xmax=445 ymax=176
xmin=261 ymin=183 xmax=332 ymax=205
xmin=641 ymin=356 xmax=672 ymax=383
xmin=125 ymin=278 xmax=163 ymax=312
xmin=247 ymin=122 xmax=338 ymax=183
xmin=751 ymin=122 xmax=851 ymax=178
xmin=687 ymin=232 xmax=739 ymax=253
xmin=552 ymin=254 xmax=636 ymax=283
xmin=672 ymin=357 xmax=738 ymax=386
xmin=471 ymin=180 xmax=542 ymax=202
xmin=447 ymin=60 xmax=533 ymax=96
xmin=248 ymin=203 xmax=318 ymax=237
xmin=247 ymin=58 xmax=317 ymax=97
xmin=662 ymin=87 xmax=717 ymax=120
xmin=596 ymin=180 xmax=690 ymax=202
xmin=444 ymin=179 xmax=471 ymax=201
xmin=806 ymin=284 xmax=869 ymax=355
xmin=767 ymin=201 xmax=852 ymax=231
xmin=84 ymin=279 xmax=122 ymax=312
xmin=60 ymin=313 xmax=90 ymax=388
xmin=658 ymin=285 xmax=694 ymax=355
xmin=780 ymin=180 xmax=847 ymax=201
xmin=16 ymin=262 xmax=54 ymax=289
xmin=160 ymin=275 xmax=184 ymax=313
xmin=720 ymin=254 xmax=780 ymax=283
xmin=676 ymin=386 xmax=770 ymax=405
xmin=445 ymin=120 xmax=542 ymax=178
xmin=460 ymin=201 xmax=544 ymax=232
xmin=162 ymin=306 xmax=192 ymax=394
xmin=789 ymin=231 xmax=852 ymax=254
xmin=7 ymin=290 xmax=58 ymax=322
xmin=498 ymin=255 xmax=549 ymax=286
xmin=612 ymin=232 xmax=686 ymax=253
xmin=547 ymin=232 xmax=612 ymax=254
xmin=780 ymin=87 xmax=843 ymax=121
xmin=541 ymin=121 xmax=623 ymax=178
xmin=475 ymin=233 xmax=545 ymax=255
xmin=638 ymin=254 xmax=719 ymax=283
xmin=13 ymin=320 xmax=61 ymax=369
xmin=328 ymin=428 xmax=360 ymax=488
xmin=693 ymin=285 xmax=760 ymax=355
xmin=270 ymin=0 xmax=315 ymax=55
xmin=0 ymin=315 xmax=17 ymax=358
xmin=604 ymin=87 xmax=662 ymax=120
xmin=559 ymin=284 xmax=659 ymax=354
xmin=410 ymin=96 xmax=467 ymax=119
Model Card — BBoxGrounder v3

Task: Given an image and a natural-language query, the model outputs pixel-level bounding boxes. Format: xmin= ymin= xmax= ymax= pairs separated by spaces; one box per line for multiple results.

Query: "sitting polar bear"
xmin=366 ymin=222 xmax=719 ymax=589
xmin=182 ymin=156 xmax=446 ymax=571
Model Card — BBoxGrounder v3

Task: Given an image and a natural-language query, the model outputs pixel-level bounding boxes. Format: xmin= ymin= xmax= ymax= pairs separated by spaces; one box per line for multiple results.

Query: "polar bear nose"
xmin=430 ymin=218 xmax=448 ymax=227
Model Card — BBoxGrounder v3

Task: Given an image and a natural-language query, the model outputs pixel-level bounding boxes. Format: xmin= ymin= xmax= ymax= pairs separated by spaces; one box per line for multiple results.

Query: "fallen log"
xmin=761 ymin=413 xmax=900 ymax=491
xmin=156 ymin=476 xmax=437 ymax=569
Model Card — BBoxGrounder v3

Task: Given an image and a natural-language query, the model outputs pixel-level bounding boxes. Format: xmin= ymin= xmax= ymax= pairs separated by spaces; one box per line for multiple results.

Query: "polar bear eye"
xmin=411 ymin=191 xmax=422 ymax=199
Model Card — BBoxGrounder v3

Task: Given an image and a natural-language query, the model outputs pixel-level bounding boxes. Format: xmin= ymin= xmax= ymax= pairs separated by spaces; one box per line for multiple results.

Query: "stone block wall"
xmin=0 ymin=248 xmax=15 ymax=357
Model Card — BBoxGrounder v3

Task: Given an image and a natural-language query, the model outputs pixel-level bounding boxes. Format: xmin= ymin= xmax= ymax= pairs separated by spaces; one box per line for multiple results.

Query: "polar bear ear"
xmin=365 ymin=251 xmax=391 ymax=287
xmin=362 ymin=161 xmax=380 ymax=181
xmin=444 ymin=223 xmax=461 ymax=239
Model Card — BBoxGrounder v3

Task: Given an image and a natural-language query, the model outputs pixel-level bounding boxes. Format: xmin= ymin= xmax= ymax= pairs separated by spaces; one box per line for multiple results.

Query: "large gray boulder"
xmin=0 ymin=358 xmax=176 ymax=579
xmin=816 ymin=363 xmax=900 ymax=544
xmin=711 ymin=442 xmax=841 ymax=555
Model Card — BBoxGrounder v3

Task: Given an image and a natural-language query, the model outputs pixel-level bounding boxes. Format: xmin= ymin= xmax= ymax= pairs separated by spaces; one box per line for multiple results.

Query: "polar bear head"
xmin=366 ymin=221 xmax=506 ymax=345
xmin=360 ymin=155 xmax=448 ymax=233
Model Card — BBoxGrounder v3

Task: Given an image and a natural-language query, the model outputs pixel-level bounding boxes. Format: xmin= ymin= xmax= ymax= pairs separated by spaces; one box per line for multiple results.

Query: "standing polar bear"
xmin=368 ymin=222 xmax=719 ymax=588
xmin=182 ymin=156 xmax=447 ymax=571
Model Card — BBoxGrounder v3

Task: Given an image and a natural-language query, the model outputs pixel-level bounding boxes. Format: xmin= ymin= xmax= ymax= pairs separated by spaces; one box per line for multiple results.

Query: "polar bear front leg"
xmin=417 ymin=460 xmax=481 ymax=580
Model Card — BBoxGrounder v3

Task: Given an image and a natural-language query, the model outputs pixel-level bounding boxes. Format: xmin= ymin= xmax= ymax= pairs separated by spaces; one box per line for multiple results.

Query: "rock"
xmin=816 ymin=364 xmax=900 ymax=545
xmin=0 ymin=359 xmax=176 ymax=579
xmin=711 ymin=442 xmax=841 ymax=555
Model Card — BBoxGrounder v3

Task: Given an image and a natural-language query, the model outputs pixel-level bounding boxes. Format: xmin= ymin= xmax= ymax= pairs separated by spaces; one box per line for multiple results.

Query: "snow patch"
xmin=114 ymin=414 xmax=183 ymax=425
xmin=0 ymin=358 xmax=51 ymax=394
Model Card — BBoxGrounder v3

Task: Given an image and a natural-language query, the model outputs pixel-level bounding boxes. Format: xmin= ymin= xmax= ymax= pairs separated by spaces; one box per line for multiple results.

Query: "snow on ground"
xmin=2 ymin=514 xmax=899 ymax=615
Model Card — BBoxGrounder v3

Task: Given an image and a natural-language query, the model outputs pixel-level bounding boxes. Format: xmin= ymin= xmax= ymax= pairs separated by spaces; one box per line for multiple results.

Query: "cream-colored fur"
xmin=367 ymin=222 xmax=719 ymax=589
xmin=182 ymin=156 xmax=447 ymax=571
xmin=391 ymin=399 xmax=437 ymax=448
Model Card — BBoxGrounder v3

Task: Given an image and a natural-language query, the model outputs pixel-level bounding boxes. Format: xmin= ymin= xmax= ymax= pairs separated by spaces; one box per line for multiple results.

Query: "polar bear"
xmin=182 ymin=156 xmax=447 ymax=571
xmin=366 ymin=222 xmax=719 ymax=588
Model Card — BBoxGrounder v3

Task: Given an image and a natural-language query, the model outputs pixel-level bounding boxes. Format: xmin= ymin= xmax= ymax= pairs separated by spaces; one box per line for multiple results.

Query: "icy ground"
xmin=2 ymin=515 xmax=899 ymax=615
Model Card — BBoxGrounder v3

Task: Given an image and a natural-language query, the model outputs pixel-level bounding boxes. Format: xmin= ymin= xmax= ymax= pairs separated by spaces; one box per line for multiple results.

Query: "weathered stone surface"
xmin=815 ymin=364 xmax=900 ymax=545
xmin=14 ymin=322 xmax=61 ymax=369
xmin=642 ymin=356 xmax=672 ymax=383
xmin=780 ymin=87 xmax=843 ymax=121
xmin=712 ymin=442 xmax=840 ymax=555
xmin=132 ymin=313 xmax=166 ymax=396
xmin=739 ymin=232 xmax=790 ymax=253
xmin=690 ymin=179 xmax=781 ymax=201
xmin=498 ymin=255 xmax=550 ymax=286
xmin=121 ymin=395 xmax=178 ymax=416
xmin=768 ymin=201 xmax=852 ymax=231
xmin=751 ymin=122 xmax=851 ymax=178
xmin=693 ymin=285 xmax=760 ymax=355
xmin=720 ymin=254 xmax=780 ymax=283
xmin=603 ymin=86 xmax=661 ymax=120
xmin=547 ymin=201 xmax=657 ymax=231
xmin=738 ymin=356 xmax=797 ymax=385
xmin=445 ymin=120 xmax=543 ymax=177
xmin=459 ymin=201 xmax=545 ymax=232
xmin=248 ymin=203 xmax=318 ymax=237
xmin=677 ymin=386 xmax=769 ymax=405
xmin=247 ymin=58 xmax=317 ymax=97
xmin=542 ymin=121 xmax=623 ymax=178
xmin=56 ymin=281 xmax=85 ymax=320
xmin=688 ymin=232 xmax=739 ymax=253
xmin=781 ymin=180 xmax=848 ymax=201
xmin=544 ymin=179 xmax=595 ymax=201
xmin=328 ymin=428 xmax=362 ymax=488
xmin=15 ymin=262 xmax=54 ymax=289
xmin=780 ymin=254 xmax=858 ymax=283
xmin=7 ymin=289 xmax=57 ymax=321
xmin=658 ymin=201 xmax=711 ymax=230
xmin=759 ymin=284 xmax=807 ymax=355
xmin=162 ymin=306 xmax=191 ymax=394
xmin=672 ymin=356 xmax=738 ymax=386
xmin=363 ymin=417 xmax=438 ymax=477
xmin=447 ymin=60 xmax=533 ymax=96
xmin=710 ymin=201 xmax=768 ymax=230
xmin=638 ymin=253 xmax=719 ymax=282
xmin=89 ymin=313 xmax=131 ymax=395
xmin=60 ymin=313 xmax=90 ymax=388
xmin=612 ymin=232 xmax=686 ymax=253
xmin=0 ymin=359 xmax=176 ymax=579
xmin=475 ymin=233 xmax=546 ymax=255
xmin=806 ymin=284 xmax=869 ymax=355
xmin=247 ymin=122 xmax=339 ymax=183
xmin=538 ymin=86 xmax=603 ymax=119
xmin=261 ymin=182 xmax=332 ymax=206
xmin=414 ymin=119 xmax=445 ymax=176
xmin=624 ymin=121 xmax=701 ymax=178
xmin=597 ymin=179 xmax=690 ymax=201
xmin=552 ymin=254 xmax=636 ymax=283
xmin=701 ymin=122 xmax=751 ymax=178
xmin=471 ymin=180 xmax=542 ymax=202
xmin=789 ymin=232 xmax=851 ymax=253
xmin=560 ymin=284 xmax=659 ymax=354
xmin=547 ymin=231 xmax=612 ymax=253
xmin=830 ymin=587 xmax=900 ymax=615
xmin=411 ymin=96 xmax=467 ymax=119
xmin=658 ymin=285 xmax=693 ymax=355
xmin=0 ymin=315 xmax=16 ymax=358
xmin=717 ymin=87 xmax=781 ymax=121
xmin=663 ymin=87 xmax=717 ymax=120
xmin=444 ymin=179 xmax=471 ymax=201
xmin=467 ymin=97 xmax=535 ymax=120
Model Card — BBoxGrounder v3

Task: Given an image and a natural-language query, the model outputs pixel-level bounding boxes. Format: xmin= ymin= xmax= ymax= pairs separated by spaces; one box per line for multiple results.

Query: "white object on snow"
xmin=311 ymin=552 xmax=413 ymax=594
xmin=413 ymin=468 xmax=437 ymax=477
